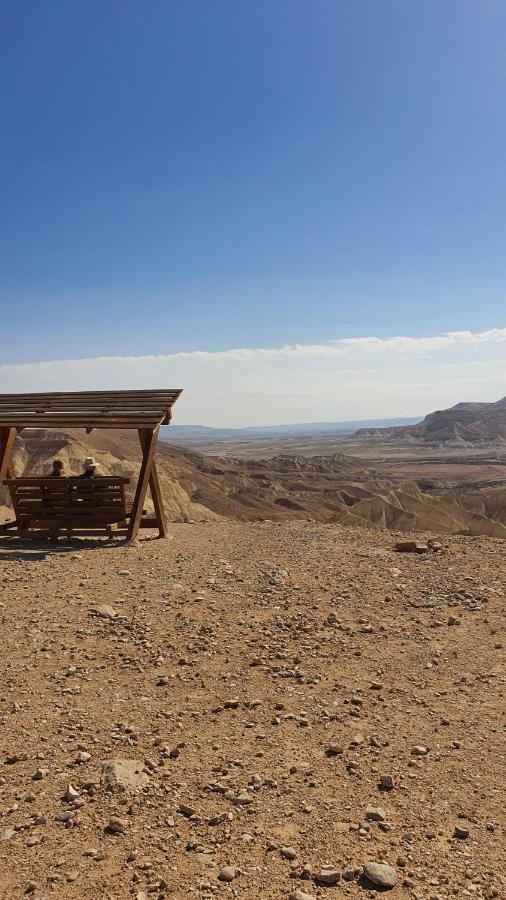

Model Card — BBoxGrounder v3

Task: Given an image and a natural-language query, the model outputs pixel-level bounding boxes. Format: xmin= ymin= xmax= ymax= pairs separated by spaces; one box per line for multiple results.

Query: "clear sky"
xmin=0 ymin=1 xmax=505 ymax=424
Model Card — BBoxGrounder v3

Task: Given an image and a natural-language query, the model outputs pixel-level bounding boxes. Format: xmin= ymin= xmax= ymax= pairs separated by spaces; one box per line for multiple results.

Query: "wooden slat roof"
xmin=0 ymin=389 xmax=182 ymax=429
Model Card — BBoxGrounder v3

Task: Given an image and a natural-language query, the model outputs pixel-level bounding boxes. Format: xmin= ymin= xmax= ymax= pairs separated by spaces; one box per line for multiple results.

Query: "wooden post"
xmin=0 ymin=427 xmax=17 ymax=531
xmin=0 ymin=427 xmax=16 ymax=481
xmin=127 ymin=426 xmax=159 ymax=542
xmin=138 ymin=429 xmax=168 ymax=537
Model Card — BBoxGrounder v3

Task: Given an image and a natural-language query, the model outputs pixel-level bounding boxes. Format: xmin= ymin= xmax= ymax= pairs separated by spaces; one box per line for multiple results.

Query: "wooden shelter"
xmin=0 ymin=389 xmax=182 ymax=541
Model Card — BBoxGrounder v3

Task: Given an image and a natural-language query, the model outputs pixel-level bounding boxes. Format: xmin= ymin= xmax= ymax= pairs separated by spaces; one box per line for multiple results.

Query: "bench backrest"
xmin=4 ymin=477 xmax=130 ymax=525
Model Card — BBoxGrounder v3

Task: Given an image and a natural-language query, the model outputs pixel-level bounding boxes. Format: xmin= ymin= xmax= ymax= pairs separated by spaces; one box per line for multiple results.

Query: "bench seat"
xmin=3 ymin=476 xmax=131 ymax=539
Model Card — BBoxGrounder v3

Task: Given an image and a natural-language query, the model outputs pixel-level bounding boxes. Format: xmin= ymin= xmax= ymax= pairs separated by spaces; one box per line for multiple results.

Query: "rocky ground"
xmin=0 ymin=522 xmax=504 ymax=900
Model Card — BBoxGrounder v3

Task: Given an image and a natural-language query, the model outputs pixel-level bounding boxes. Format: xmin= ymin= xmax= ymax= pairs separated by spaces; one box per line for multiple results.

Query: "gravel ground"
xmin=0 ymin=522 xmax=504 ymax=900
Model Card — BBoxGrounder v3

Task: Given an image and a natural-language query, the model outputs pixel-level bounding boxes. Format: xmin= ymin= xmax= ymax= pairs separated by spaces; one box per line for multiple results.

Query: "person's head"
xmin=52 ymin=459 xmax=64 ymax=476
xmin=83 ymin=456 xmax=99 ymax=474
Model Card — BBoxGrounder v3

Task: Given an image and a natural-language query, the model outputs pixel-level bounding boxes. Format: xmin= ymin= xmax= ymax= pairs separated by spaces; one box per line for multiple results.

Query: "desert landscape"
xmin=0 ymin=396 xmax=505 ymax=899
xmin=2 ymin=397 xmax=506 ymax=539
xmin=3 ymin=5 xmax=505 ymax=898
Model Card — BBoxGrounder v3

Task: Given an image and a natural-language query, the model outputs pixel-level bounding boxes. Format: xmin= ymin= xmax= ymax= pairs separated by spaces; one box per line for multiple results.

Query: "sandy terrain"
xmin=167 ymin=433 xmax=506 ymax=495
xmin=0 ymin=523 xmax=504 ymax=899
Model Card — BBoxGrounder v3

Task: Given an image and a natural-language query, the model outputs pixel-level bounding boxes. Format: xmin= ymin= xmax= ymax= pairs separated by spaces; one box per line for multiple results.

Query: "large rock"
xmin=101 ymin=759 xmax=149 ymax=792
xmin=363 ymin=862 xmax=397 ymax=888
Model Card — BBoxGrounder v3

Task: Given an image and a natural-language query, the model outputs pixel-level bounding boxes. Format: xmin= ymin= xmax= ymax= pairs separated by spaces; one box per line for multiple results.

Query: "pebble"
xmin=379 ymin=774 xmax=394 ymax=789
xmin=342 ymin=867 xmax=355 ymax=881
xmin=366 ymin=806 xmax=386 ymax=821
xmin=56 ymin=811 xmax=74 ymax=823
xmin=233 ymin=791 xmax=253 ymax=805
xmin=280 ymin=846 xmax=297 ymax=860
xmin=289 ymin=892 xmax=316 ymax=900
xmin=453 ymin=826 xmax=469 ymax=839
xmin=325 ymin=743 xmax=344 ymax=756
xmin=363 ymin=862 xmax=398 ymax=888
xmin=315 ymin=865 xmax=341 ymax=885
xmin=218 ymin=866 xmax=237 ymax=882
xmin=178 ymin=804 xmax=197 ymax=817
xmin=105 ymin=816 xmax=128 ymax=834
xmin=75 ymin=751 xmax=91 ymax=763
xmin=65 ymin=784 xmax=80 ymax=801
xmin=89 ymin=604 xmax=119 ymax=619
xmin=0 ymin=827 xmax=15 ymax=841
xmin=101 ymin=759 xmax=149 ymax=791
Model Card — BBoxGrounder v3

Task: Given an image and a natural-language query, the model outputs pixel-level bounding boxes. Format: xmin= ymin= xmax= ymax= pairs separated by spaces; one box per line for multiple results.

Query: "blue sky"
xmin=0 ymin=1 xmax=505 ymax=423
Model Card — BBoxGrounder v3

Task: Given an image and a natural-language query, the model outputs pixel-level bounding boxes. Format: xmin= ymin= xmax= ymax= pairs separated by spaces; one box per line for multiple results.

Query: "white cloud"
xmin=0 ymin=328 xmax=505 ymax=426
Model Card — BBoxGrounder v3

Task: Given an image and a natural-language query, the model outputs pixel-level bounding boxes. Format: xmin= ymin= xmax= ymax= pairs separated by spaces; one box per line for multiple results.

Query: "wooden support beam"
xmin=127 ymin=427 xmax=159 ymax=542
xmin=0 ymin=427 xmax=16 ymax=481
xmin=138 ymin=429 xmax=168 ymax=538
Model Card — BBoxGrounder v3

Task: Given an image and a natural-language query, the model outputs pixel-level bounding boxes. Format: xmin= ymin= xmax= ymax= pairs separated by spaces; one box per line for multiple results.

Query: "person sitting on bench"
xmin=48 ymin=459 xmax=65 ymax=477
xmin=78 ymin=457 xmax=102 ymax=478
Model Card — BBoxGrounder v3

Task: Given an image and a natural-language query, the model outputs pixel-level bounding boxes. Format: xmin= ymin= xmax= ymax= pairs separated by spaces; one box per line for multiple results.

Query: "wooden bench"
xmin=3 ymin=477 xmax=131 ymax=540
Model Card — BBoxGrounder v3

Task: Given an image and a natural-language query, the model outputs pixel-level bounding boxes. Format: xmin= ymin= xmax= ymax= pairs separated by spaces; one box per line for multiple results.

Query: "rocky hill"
xmin=356 ymin=396 xmax=506 ymax=445
xmin=1 ymin=428 xmax=505 ymax=538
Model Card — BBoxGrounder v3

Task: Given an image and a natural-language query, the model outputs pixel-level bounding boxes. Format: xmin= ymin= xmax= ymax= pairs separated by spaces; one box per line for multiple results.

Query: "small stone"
xmin=411 ymin=745 xmax=428 ymax=756
xmin=325 ymin=743 xmax=344 ymax=756
xmin=363 ymin=862 xmax=398 ymax=888
xmin=26 ymin=836 xmax=41 ymax=847
xmin=447 ymin=615 xmax=459 ymax=626
xmin=75 ymin=751 xmax=91 ymax=764
xmin=316 ymin=865 xmax=341 ymax=885
xmin=105 ymin=816 xmax=128 ymax=834
xmin=89 ymin=604 xmax=119 ymax=619
xmin=289 ymin=892 xmax=316 ymax=900
xmin=32 ymin=767 xmax=49 ymax=780
xmin=280 ymin=846 xmax=297 ymax=860
xmin=218 ymin=866 xmax=237 ymax=882
xmin=65 ymin=784 xmax=80 ymax=802
xmin=395 ymin=540 xmax=429 ymax=553
xmin=178 ymin=804 xmax=197 ymax=818
xmin=101 ymin=759 xmax=149 ymax=792
xmin=233 ymin=791 xmax=253 ymax=805
xmin=0 ymin=827 xmax=15 ymax=841
xmin=342 ymin=867 xmax=355 ymax=881
xmin=366 ymin=806 xmax=386 ymax=821
xmin=428 ymin=539 xmax=443 ymax=551
xmin=56 ymin=811 xmax=74 ymax=823
xmin=453 ymin=825 xmax=469 ymax=839
xmin=379 ymin=774 xmax=394 ymax=790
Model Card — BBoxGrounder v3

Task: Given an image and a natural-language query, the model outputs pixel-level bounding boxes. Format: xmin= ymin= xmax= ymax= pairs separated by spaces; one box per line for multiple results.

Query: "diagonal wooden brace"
xmin=127 ymin=426 xmax=159 ymax=542
xmin=138 ymin=428 xmax=168 ymax=537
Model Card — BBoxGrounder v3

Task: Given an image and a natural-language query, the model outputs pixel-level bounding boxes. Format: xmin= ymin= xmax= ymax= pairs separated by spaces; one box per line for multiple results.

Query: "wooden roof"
xmin=0 ymin=389 xmax=182 ymax=429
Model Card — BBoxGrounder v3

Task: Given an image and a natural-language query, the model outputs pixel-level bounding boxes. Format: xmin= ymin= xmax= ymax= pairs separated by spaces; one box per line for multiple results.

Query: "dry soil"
xmin=0 ymin=523 xmax=504 ymax=900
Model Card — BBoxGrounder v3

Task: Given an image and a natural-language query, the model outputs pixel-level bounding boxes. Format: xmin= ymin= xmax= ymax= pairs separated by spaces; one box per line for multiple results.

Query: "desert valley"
xmin=2 ymin=396 xmax=506 ymax=538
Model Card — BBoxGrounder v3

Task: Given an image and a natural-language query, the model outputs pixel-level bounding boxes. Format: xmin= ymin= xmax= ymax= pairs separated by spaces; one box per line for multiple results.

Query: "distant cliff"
xmin=356 ymin=397 xmax=506 ymax=444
